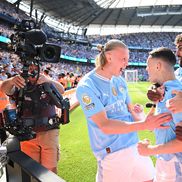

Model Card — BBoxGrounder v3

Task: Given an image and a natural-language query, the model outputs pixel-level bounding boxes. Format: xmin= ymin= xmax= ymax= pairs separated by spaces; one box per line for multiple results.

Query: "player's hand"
xmin=144 ymin=112 xmax=171 ymax=130
xmin=147 ymin=83 xmax=164 ymax=102
xmin=166 ymin=90 xmax=182 ymax=113
xmin=133 ymin=103 xmax=143 ymax=113
xmin=131 ymin=104 xmax=145 ymax=121
xmin=137 ymin=139 xmax=154 ymax=156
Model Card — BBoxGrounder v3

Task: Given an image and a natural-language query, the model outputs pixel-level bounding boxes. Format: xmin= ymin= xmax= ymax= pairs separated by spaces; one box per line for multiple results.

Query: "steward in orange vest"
xmin=0 ymin=90 xmax=9 ymax=111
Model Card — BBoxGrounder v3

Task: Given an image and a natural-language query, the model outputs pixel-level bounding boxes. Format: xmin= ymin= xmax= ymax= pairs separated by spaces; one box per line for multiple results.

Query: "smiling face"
xmin=106 ymin=47 xmax=129 ymax=77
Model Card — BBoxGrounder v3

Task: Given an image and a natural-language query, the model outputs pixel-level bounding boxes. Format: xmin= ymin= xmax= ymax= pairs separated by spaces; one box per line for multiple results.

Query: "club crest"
xmin=119 ymin=86 xmax=124 ymax=93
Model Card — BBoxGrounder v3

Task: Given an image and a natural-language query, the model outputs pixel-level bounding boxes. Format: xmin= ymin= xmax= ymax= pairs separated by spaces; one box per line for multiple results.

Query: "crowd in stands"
xmin=88 ymin=32 xmax=178 ymax=50
xmin=0 ymin=1 xmax=30 ymax=38
xmin=0 ymin=23 xmax=14 ymax=38
xmin=59 ymin=41 xmax=95 ymax=59
xmin=55 ymin=31 xmax=179 ymax=62
xmin=0 ymin=0 xmax=29 ymax=23
xmin=58 ymin=41 xmax=150 ymax=63
xmin=0 ymin=0 xmax=180 ymax=84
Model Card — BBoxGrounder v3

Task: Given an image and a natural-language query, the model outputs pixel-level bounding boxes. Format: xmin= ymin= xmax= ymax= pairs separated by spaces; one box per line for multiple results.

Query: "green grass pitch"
xmin=58 ymin=82 xmax=156 ymax=182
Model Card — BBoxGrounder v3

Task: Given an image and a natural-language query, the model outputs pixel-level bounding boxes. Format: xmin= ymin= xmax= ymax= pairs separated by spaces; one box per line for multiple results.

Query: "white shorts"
xmin=96 ymin=144 xmax=155 ymax=182
xmin=154 ymin=158 xmax=182 ymax=182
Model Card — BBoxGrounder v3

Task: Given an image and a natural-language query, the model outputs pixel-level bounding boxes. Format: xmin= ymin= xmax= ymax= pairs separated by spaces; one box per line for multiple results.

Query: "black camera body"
xmin=10 ymin=19 xmax=61 ymax=63
xmin=3 ymin=108 xmax=36 ymax=141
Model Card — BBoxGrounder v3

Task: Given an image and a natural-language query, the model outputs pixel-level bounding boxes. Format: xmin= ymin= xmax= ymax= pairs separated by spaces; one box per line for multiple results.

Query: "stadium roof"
xmin=6 ymin=0 xmax=182 ymax=34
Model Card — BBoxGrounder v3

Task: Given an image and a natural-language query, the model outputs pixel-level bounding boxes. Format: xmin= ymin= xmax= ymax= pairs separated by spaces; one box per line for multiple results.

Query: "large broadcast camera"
xmin=0 ymin=19 xmax=70 ymax=142
xmin=9 ymin=19 xmax=62 ymax=63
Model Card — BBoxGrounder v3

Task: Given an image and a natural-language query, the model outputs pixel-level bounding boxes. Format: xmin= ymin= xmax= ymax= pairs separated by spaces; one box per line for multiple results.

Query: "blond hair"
xmin=175 ymin=34 xmax=182 ymax=45
xmin=95 ymin=39 xmax=127 ymax=69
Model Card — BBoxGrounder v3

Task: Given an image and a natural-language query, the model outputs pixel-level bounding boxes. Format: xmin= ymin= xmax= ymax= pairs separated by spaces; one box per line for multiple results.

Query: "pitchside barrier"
xmin=3 ymin=136 xmax=65 ymax=182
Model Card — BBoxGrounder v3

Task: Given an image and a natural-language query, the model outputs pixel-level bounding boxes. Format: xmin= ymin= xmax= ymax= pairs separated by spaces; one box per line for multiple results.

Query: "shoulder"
xmin=76 ymin=71 xmax=99 ymax=95
xmin=165 ymin=80 xmax=182 ymax=97
xmin=169 ymin=80 xmax=182 ymax=89
xmin=77 ymin=70 xmax=97 ymax=87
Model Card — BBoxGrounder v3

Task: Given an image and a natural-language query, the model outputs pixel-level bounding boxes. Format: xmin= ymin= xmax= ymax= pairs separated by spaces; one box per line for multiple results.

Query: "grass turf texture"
xmin=58 ymin=82 xmax=156 ymax=182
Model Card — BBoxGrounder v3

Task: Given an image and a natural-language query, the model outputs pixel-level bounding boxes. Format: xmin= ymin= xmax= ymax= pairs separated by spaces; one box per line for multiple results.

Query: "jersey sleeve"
xmin=76 ymin=85 xmax=105 ymax=118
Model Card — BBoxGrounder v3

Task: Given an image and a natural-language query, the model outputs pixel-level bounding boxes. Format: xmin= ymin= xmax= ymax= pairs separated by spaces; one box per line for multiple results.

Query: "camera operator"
xmin=0 ymin=64 xmax=64 ymax=174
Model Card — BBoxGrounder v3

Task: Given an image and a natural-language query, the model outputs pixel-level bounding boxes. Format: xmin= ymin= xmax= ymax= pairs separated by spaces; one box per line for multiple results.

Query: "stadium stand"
xmin=1 ymin=1 xmax=182 ymax=182
xmin=0 ymin=0 xmax=181 ymax=84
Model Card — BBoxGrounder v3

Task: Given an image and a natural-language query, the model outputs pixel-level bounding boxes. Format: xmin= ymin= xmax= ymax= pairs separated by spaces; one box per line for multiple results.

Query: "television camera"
xmin=0 ymin=19 xmax=70 ymax=180
xmin=0 ymin=19 xmax=70 ymax=143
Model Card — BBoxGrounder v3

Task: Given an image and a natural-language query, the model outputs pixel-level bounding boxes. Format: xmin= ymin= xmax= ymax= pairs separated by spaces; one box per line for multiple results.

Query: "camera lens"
xmin=44 ymin=47 xmax=55 ymax=59
xmin=40 ymin=43 xmax=61 ymax=63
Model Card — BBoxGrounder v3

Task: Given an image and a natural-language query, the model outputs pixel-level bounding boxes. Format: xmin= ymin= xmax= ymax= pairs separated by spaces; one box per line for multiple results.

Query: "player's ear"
xmin=105 ymin=52 xmax=111 ymax=63
xmin=156 ymin=62 xmax=161 ymax=70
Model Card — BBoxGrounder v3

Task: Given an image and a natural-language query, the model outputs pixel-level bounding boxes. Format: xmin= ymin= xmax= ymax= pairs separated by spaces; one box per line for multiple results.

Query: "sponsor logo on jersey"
xmin=85 ymin=103 xmax=95 ymax=110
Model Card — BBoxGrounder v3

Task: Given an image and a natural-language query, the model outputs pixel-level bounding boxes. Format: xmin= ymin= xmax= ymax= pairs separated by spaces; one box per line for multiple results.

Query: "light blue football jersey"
xmin=155 ymin=79 xmax=182 ymax=162
xmin=175 ymin=67 xmax=182 ymax=82
xmin=76 ymin=69 xmax=138 ymax=160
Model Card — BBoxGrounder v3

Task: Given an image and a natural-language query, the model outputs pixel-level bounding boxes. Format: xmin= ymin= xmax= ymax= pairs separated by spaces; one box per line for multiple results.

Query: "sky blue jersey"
xmin=175 ymin=67 xmax=182 ymax=82
xmin=155 ymin=79 xmax=182 ymax=162
xmin=76 ymin=69 xmax=138 ymax=160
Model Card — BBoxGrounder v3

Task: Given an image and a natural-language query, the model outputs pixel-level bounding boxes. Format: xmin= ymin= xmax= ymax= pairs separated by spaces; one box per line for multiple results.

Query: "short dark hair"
xmin=149 ymin=47 xmax=176 ymax=66
xmin=175 ymin=34 xmax=182 ymax=45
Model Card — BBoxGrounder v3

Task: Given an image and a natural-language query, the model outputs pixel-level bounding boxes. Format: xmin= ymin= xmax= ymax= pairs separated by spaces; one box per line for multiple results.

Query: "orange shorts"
xmin=20 ymin=129 xmax=60 ymax=172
